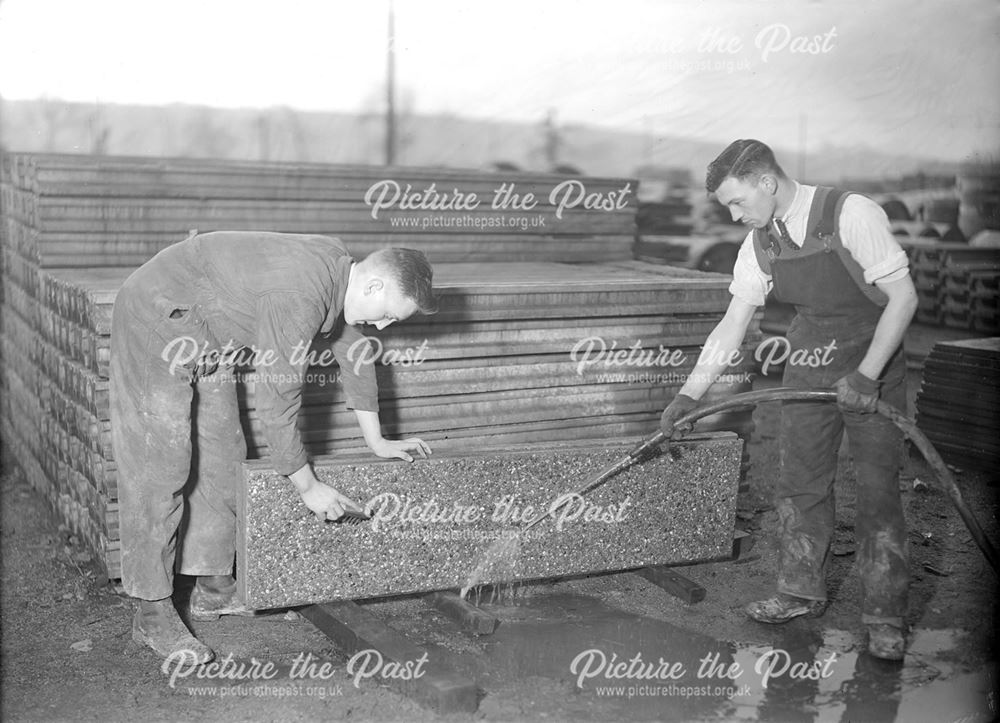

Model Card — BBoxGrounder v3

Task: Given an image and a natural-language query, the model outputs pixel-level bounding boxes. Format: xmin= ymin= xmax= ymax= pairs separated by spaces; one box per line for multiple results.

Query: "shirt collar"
xmin=320 ymin=255 xmax=354 ymax=335
xmin=780 ymin=181 xmax=807 ymax=224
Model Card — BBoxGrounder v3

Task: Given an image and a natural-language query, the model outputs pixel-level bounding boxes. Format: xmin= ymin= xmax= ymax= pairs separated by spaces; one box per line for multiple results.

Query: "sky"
xmin=0 ymin=0 xmax=998 ymax=162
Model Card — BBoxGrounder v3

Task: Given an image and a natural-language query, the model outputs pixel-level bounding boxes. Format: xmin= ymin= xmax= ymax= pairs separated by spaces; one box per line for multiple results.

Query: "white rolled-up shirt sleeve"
xmin=839 ymin=194 xmax=909 ymax=284
xmin=727 ymin=231 xmax=772 ymax=307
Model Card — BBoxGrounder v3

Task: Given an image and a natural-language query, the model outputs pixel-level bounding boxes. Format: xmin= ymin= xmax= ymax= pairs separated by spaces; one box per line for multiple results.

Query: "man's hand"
xmin=369 ymin=437 xmax=432 ymax=463
xmin=835 ymin=370 xmax=880 ymax=414
xmin=298 ymin=482 xmax=365 ymax=522
xmin=660 ymin=393 xmax=699 ymax=440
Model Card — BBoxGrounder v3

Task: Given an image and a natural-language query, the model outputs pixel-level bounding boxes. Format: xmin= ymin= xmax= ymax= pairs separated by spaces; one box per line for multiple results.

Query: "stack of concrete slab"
xmin=915 ymin=337 xmax=1000 ymax=472
xmin=240 ymin=261 xmax=756 ymax=457
xmin=3 ymin=158 xmax=119 ymax=569
xmin=0 ymin=265 xmax=126 ymax=576
xmin=906 ymin=240 xmax=1000 ymax=333
xmin=0 ymin=153 xmax=637 ymax=266
xmin=1 ymin=151 xmax=756 ymax=583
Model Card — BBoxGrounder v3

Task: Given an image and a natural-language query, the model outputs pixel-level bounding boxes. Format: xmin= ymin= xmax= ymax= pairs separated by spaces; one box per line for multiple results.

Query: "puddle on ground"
xmin=440 ymin=590 xmax=996 ymax=722
xmin=720 ymin=628 xmax=995 ymax=723
xmin=467 ymin=590 xmax=733 ymax=721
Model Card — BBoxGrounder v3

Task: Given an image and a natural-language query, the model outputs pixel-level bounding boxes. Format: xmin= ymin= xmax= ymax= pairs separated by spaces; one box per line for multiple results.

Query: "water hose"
xmin=530 ymin=387 xmax=999 ymax=575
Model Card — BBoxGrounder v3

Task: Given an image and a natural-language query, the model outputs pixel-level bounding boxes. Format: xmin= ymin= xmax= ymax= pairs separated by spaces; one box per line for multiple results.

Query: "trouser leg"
xmin=176 ymin=366 xmax=246 ymax=577
xmin=775 ymin=398 xmax=845 ymax=601
xmin=111 ymin=307 xmax=195 ymax=601
xmin=848 ymin=357 xmax=909 ymax=626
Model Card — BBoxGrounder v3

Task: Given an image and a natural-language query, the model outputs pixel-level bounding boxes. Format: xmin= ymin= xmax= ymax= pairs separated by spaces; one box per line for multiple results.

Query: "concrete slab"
xmin=237 ymin=433 xmax=742 ymax=609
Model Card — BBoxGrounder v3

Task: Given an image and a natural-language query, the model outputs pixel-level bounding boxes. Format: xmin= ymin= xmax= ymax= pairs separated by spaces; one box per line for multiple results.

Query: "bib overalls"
xmin=755 ymin=188 xmax=909 ymax=627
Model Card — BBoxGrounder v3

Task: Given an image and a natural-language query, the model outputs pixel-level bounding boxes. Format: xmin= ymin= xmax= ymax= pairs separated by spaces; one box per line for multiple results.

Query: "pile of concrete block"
xmin=1 ymin=152 xmax=755 ymax=584
xmin=906 ymin=239 xmax=999 ymax=333
xmin=0 ymin=153 xmax=638 ymax=267
xmin=916 ymin=337 xmax=1000 ymax=471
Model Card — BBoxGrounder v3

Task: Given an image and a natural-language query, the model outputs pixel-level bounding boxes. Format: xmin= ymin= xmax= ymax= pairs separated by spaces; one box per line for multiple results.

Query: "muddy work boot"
xmin=745 ymin=593 xmax=828 ymax=624
xmin=866 ymin=623 xmax=906 ymax=661
xmin=133 ymin=598 xmax=214 ymax=664
xmin=189 ymin=575 xmax=255 ymax=621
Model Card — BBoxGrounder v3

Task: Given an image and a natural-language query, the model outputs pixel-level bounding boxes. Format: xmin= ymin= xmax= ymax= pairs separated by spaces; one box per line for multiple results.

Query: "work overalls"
xmin=110 ymin=240 xmax=245 ymax=601
xmin=760 ymin=188 xmax=909 ymax=627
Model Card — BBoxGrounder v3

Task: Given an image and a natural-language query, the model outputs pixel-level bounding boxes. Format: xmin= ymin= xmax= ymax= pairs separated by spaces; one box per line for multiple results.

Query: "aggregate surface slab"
xmin=238 ymin=433 xmax=742 ymax=609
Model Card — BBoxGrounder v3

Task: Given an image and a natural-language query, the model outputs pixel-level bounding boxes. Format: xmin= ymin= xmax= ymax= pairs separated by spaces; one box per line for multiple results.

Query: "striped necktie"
xmin=773 ymin=218 xmax=794 ymax=249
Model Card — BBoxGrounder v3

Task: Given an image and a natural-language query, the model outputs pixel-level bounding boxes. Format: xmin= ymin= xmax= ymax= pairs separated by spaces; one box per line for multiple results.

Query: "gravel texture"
xmin=238 ymin=434 xmax=742 ymax=609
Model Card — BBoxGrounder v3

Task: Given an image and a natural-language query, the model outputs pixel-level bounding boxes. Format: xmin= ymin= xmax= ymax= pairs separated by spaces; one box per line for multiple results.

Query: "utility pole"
xmin=385 ymin=0 xmax=397 ymax=166
xmin=798 ymin=113 xmax=807 ymax=179
xmin=0 ymin=89 xmax=7 ymax=154
xmin=257 ymin=113 xmax=269 ymax=161
xmin=642 ymin=116 xmax=654 ymax=166
xmin=544 ymin=109 xmax=559 ymax=170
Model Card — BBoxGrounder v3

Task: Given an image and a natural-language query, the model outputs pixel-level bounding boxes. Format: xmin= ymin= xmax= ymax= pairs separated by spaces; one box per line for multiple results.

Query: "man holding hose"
xmin=660 ymin=140 xmax=918 ymax=660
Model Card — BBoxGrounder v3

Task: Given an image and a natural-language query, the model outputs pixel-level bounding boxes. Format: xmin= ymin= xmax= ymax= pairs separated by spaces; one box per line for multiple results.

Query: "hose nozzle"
xmin=629 ymin=430 xmax=667 ymax=460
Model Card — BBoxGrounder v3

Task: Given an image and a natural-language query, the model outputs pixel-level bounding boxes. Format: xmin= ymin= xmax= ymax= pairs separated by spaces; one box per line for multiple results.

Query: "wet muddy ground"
xmin=2 ymin=325 xmax=997 ymax=722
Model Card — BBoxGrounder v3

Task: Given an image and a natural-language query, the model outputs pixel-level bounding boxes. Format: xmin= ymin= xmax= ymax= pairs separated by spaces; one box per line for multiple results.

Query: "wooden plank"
xmin=298 ymin=601 xmax=479 ymax=714
xmin=635 ymin=566 xmax=707 ymax=604
xmin=731 ymin=530 xmax=755 ymax=561
xmin=423 ymin=592 xmax=500 ymax=636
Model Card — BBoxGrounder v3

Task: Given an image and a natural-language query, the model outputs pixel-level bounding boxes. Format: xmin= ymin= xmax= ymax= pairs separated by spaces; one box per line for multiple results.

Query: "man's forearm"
xmin=288 ymin=462 xmax=318 ymax=493
xmin=679 ymin=327 xmax=744 ymax=400
xmin=353 ymin=409 xmax=385 ymax=447
xmin=679 ymin=298 xmax=756 ymax=400
xmin=857 ymin=281 xmax=918 ymax=380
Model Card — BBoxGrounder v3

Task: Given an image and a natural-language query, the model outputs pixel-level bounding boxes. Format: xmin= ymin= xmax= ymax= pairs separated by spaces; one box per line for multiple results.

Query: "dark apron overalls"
xmin=762 ymin=189 xmax=909 ymax=626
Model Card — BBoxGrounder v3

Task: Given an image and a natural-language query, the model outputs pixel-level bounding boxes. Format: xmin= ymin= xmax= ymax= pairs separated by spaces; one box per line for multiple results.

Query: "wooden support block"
xmin=299 ymin=601 xmax=478 ymax=714
xmin=424 ymin=591 xmax=500 ymax=636
xmin=731 ymin=529 xmax=755 ymax=560
xmin=635 ymin=566 xmax=706 ymax=604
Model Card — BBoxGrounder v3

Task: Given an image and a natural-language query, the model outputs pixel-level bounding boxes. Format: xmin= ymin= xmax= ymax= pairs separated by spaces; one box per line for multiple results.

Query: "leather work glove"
xmin=835 ymin=370 xmax=880 ymax=414
xmin=660 ymin=393 xmax=700 ymax=440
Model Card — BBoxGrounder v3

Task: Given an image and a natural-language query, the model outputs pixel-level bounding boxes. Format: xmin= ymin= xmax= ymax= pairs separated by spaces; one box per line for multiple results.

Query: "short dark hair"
xmin=367 ymin=248 xmax=439 ymax=315
xmin=706 ymin=139 xmax=787 ymax=193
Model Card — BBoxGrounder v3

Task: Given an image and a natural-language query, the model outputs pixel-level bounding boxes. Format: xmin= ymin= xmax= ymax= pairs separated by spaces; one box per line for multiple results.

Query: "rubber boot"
xmin=132 ymin=598 xmax=214 ymax=664
xmin=866 ymin=623 xmax=906 ymax=661
xmin=745 ymin=593 xmax=828 ymax=624
xmin=189 ymin=574 xmax=254 ymax=621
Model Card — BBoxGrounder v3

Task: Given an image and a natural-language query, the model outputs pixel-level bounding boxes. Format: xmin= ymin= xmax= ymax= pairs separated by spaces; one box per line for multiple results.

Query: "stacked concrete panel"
xmin=915 ymin=337 xmax=1000 ymax=471
xmin=906 ymin=240 xmax=1000 ymax=333
xmin=0 ymin=153 xmax=637 ymax=266
xmin=240 ymin=261 xmax=757 ymax=457
xmin=0 ymin=152 xmax=757 ymax=583
xmin=1 ymin=156 xmax=127 ymax=576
